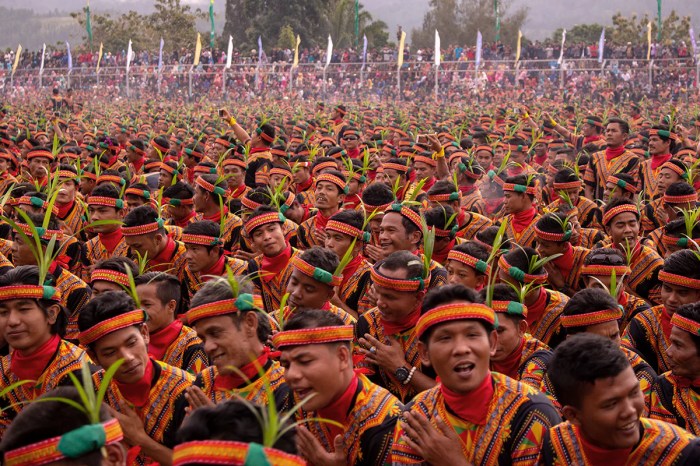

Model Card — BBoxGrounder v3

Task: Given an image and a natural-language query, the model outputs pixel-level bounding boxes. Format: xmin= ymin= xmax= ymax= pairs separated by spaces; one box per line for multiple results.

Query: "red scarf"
xmin=491 ymin=337 xmax=525 ymax=379
xmin=421 ymin=177 xmax=436 ymax=192
xmin=511 ymin=207 xmax=537 ymax=234
xmin=174 ymin=210 xmax=197 ymax=228
xmin=56 ymin=199 xmax=75 ymax=219
xmin=381 ymin=304 xmax=421 ymax=336
xmin=440 ymin=372 xmax=493 ymax=424
xmin=116 ymin=358 xmax=154 ymax=408
xmin=200 ymin=255 xmax=226 ymax=279
xmin=676 ymin=375 xmax=700 ymax=388
xmin=347 ymin=147 xmax=360 ymax=159
xmin=340 ymin=254 xmax=363 ymax=290
xmin=552 ymin=243 xmax=574 ymax=280
xmin=229 ymin=184 xmax=247 ymax=199
xmin=459 ymin=184 xmax=477 ymax=196
xmin=214 ymin=347 xmax=272 ymax=390
xmin=343 ymin=193 xmax=362 ymax=210
xmin=534 ymin=153 xmax=547 ymax=166
xmin=661 ymin=306 xmax=673 ymax=341
xmin=618 ymin=291 xmax=628 ymax=308
xmin=150 ymin=237 xmax=177 ymax=271
xmin=261 ymin=244 xmax=292 ymax=283
xmin=315 ymin=211 xmax=331 ymax=230
xmin=132 ymin=157 xmax=145 ymax=175
xmin=99 ymin=228 xmax=124 ymax=254
xmin=526 ymin=287 xmax=548 ymax=328
xmin=583 ymin=134 xmax=601 ymax=145
xmin=605 ymin=146 xmax=625 ymax=161
xmin=433 ymin=238 xmax=456 ymax=265
xmin=651 ymin=153 xmax=672 ymax=170
xmin=296 ymin=177 xmax=314 ymax=194
xmin=484 ymin=198 xmax=503 ymax=215
xmin=148 ymin=320 xmax=183 ymax=361
xmin=578 ymin=425 xmax=631 ymax=466
xmin=203 ymin=206 xmax=228 ymax=224
xmin=11 ymin=334 xmax=60 ymax=381
xmin=318 ymin=374 xmax=358 ymax=441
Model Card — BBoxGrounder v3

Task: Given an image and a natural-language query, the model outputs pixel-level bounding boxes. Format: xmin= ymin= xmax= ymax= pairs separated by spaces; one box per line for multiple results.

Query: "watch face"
xmin=395 ymin=367 xmax=410 ymax=382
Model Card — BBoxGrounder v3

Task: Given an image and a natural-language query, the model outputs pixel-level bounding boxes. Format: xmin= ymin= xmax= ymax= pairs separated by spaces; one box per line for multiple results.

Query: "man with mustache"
xmin=297 ymin=171 xmax=347 ymax=250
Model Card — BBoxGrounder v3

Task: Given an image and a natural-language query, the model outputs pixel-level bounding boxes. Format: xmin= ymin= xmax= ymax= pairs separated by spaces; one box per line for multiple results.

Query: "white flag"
xmin=126 ymin=40 xmax=133 ymax=72
xmin=40 ymin=43 xmax=46 ymax=73
xmin=598 ymin=28 xmax=605 ymax=63
xmin=226 ymin=35 xmax=233 ymax=69
xmin=158 ymin=38 xmax=164 ymax=72
xmin=558 ymin=29 xmax=566 ymax=65
xmin=325 ymin=35 xmax=333 ymax=68
xmin=476 ymin=31 xmax=483 ymax=69
xmin=66 ymin=42 xmax=72 ymax=71
xmin=434 ymin=30 xmax=441 ymax=67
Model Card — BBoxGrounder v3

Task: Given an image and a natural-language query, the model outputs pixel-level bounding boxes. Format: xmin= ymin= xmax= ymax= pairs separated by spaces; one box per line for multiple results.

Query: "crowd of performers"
xmin=0 ymin=95 xmax=700 ymax=465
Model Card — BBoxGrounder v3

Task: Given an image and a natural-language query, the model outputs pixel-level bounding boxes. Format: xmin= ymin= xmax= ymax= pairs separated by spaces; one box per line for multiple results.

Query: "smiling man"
xmin=540 ymin=333 xmax=700 ymax=465
xmin=78 ymin=291 xmax=193 ymax=466
xmin=391 ymin=284 xmax=561 ymax=465
xmin=500 ymin=174 xmax=540 ymax=248
xmin=297 ymin=170 xmax=347 ymax=249
xmin=640 ymin=126 xmax=675 ymax=200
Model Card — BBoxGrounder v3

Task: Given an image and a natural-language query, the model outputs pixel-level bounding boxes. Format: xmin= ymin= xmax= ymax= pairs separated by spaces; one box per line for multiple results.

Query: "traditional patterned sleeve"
xmin=520 ymin=350 xmax=552 ymax=391
xmin=508 ymin=397 xmax=562 ymax=465
xmin=358 ymin=411 xmax=400 ymax=466
xmin=535 ymin=427 xmax=556 ymax=466
xmin=621 ymin=313 xmax=659 ymax=374
xmin=64 ymin=278 xmax=92 ymax=317
xmin=162 ymin=388 xmax=191 ymax=449
xmin=583 ymin=157 xmax=596 ymax=188
xmin=390 ymin=401 xmax=428 ymax=466
xmin=296 ymin=220 xmax=312 ymax=250
xmin=182 ymin=343 xmax=209 ymax=376
xmin=648 ymin=375 xmax=680 ymax=426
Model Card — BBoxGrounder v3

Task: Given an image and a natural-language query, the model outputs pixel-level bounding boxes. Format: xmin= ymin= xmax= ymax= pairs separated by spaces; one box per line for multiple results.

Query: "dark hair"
xmin=424 ymin=205 xmax=456 ymax=235
xmin=152 ymin=135 xmax=171 ymax=151
xmin=674 ymin=302 xmax=700 ymax=353
xmin=427 ymin=180 xmax=459 ymax=198
xmin=548 ymin=333 xmax=631 ymax=408
xmin=0 ymin=266 xmax=67 ymax=336
xmin=189 ymin=280 xmax=269 ymax=343
xmin=663 ymin=249 xmax=700 ymax=282
xmin=311 ymin=156 xmax=338 ymax=172
xmin=608 ymin=172 xmax=636 ymax=191
xmin=123 ymin=205 xmax=165 ymax=235
xmin=134 ymin=272 xmax=181 ymax=310
xmin=183 ymin=221 xmax=222 ymax=255
xmin=258 ymin=123 xmax=276 ymax=147
xmin=378 ymin=250 xmax=425 ymax=281
xmin=553 ymin=168 xmax=579 ymax=184
xmin=78 ymin=291 xmax=138 ymax=344
xmin=501 ymin=247 xmax=545 ymax=276
xmin=535 ymin=213 xmax=570 ymax=242
xmin=328 ymin=209 xmax=365 ymax=231
xmin=197 ymin=174 xmax=227 ymax=205
xmin=505 ymin=174 xmax=535 ymax=200
xmin=606 ymin=117 xmax=630 ymax=135
xmin=665 ymin=181 xmax=694 ymax=200
xmin=563 ymin=289 xmax=620 ymax=335
xmin=361 ymin=182 xmax=395 ymax=206
xmin=664 ymin=218 xmax=700 ymax=239
xmin=482 ymin=283 xmax=524 ymax=323
xmin=0 ymin=387 xmax=113 ymax=466
xmin=452 ymin=241 xmax=490 ymax=272
xmin=476 ymin=226 xmax=511 ymax=251
xmin=584 ymin=115 xmax=603 ymax=134
xmin=420 ymin=284 xmax=488 ymax=342
xmin=298 ymin=247 xmax=339 ymax=276
xmin=603 ymin=198 xmax=639 ymax=222
xmin=129 ymin=139 xmax=147 ymax=152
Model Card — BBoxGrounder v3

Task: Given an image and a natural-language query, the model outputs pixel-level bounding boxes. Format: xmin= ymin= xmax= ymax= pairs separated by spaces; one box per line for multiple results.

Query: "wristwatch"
xmin=395 ymin=366 xmax=411 ymax=384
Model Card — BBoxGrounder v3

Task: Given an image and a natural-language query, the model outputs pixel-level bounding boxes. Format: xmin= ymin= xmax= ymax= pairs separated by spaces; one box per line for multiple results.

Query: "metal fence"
xmin=2 ymin=57 xmax=698 ymax=102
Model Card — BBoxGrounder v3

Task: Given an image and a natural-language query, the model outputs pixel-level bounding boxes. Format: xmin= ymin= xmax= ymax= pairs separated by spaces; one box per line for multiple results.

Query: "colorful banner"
xmin=11 ymin=45 xmax=21 ymax=76
xmin=293 ymin=34 xmax=300 ymax=67
xmin=96 ymin=43 xmax=103 ymax=72
xmin=435 ymin=30 xmax=441 ymax=67
xmin=325 ymin=35 xmax=333 ymax=68
xmin=397 ymin=30 xmax=406 ymax=69
xmin=476 ymin=31 xmax=483 ymax=68
xmin=194 ymin=33 xmax=202 ymax=66
xmin=515 ymin=30 xmax=523 ymax=62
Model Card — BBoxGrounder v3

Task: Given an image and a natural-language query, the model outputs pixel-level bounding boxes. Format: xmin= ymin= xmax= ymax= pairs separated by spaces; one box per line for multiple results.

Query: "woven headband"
xmin=172 ymin=440 xmax=305 ymax=466
xmin=151 ymin=140 xmax=169 ymax=153
xmin=552 ymin=180 xmax=582 ymax=190
xmin=17 ymin=223 xmax=64 ymax=242
xmin=498 ymin=255 xmax=548 ymax=284
xmin=370 ymin=262 xmax=429 ymax=292
xmin=4 ymin=419 xmax=123 ymax=466
xmin=362 ymin=201 xmax=393 ymax=216
xmin=386 ymin=204 xmax=423 ymax=231
xmin=186 ymin=294 xmax=256 ymax=325
xmin=167 ymin=197 xmax=194 ymax=207
xmin=124 ymin=188 xmax=151 ymax=200
xmin=660 ymin=234 xmax=700 ymax=248
xmin=273 ymin=325 xmax=354 ymax=348
xmin=241 ymin=196 xmax=263 ymax=211
xmin=183 ymin=148 xmax=204 ymax=159
xmin=447 ymin=250 xmax=491 ymax=275
xmin=121 ymin=218 xmax=164 ymax=236
xmin=502 ymin=183 xmax=536 ymax=196
xmin=256 ymin=127 xmax=275 ymax=143
xmin=491 ymin=300 xmax=528 ymax=318
xmin=534 ymin=225 xmax=572 ymax=242
xmin=182 ymin=233 xmax=222 ymax=247
xmin=312 ymin=161 xmax=338 ymax=176
xmin=413 ymin=155 xmax=437 ymax=167
xmin=315 ymin=173 xmax=348 ymax=194
xmin=96 ymin=175 xmax=125 ymax=186
xmin=196 ymin=177 xmax=227 ymax=196
xmin=580 ymin=264 xmax=631 ymax=276
xmin=15 ymin=196 xmax=59 ymax=215
xmin=664 ymin=192 xmax=697 ymax=205
xmin=415 ymin=303 xmax=497 ymax=339
xmin=160 ymin=163 xmax=180 ymax=176
xmin=659 ymin=161 xmax=687 ymax=179
xmin=427 ymin=192 xmax=461 ymax=203
xmin=325 ymin=220 xmax=370 ymax=242
xmin=269 ymin=167 xmax=292 ymax=179
xmin=129 ymin=145 xmax=146 ymax=156
xmin=290 ymin=256 xmax=342 ymax=287
xmin=78 ymin=309 xmax=146 ymax=346
xmin=26 ymin=149 xmax=55 ymax=161
xmin=474 ymin=145 xmax=494 ymax=154
xmin=90 ymin=269 xmax=130 ymax=287
xmin=585 ymin=118 xmax=604 ymax=128
xmin=0 ymin=285 xmax=61 ymax=302
xmin=382 ymin=162 xmax=409 ymax=174
xmin=606 ymin=175 xmax=639 ymax=193
xmin=648 ymin=128 xmax=677 ymax=140
xmin=602 ymin=204 xmax=638 ymax=226
xmin=87 ymin=196 xmax=124 ymax=209
xmin=560 ymin=308 xmax=623 ymax=328
xmin=244 ymin=211 xmax=285 ymax=236
xmin=671 ymin=313 xmax=700 ymax=337
xmin=658 ymin=270 xmax=700 ymax=290
xmin=57 ymin=170 xmax=78 ymax=180
xmin=192 ymin=166 xmax=218 ymax=175
xmin=223 ymin=158 xmax=247 ymax=169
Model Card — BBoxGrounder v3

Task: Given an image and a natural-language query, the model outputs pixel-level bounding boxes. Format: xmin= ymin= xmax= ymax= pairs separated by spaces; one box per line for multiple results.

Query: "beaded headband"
xmin=446 ymin=250 xmax=491 ymax=275
xmin=606 ymin=175 xmax=639 ymax=193
xmin=325 ymin=220 xmax=370 ymax=242
xmin=159 ymin=162 xmax=180 ymax=176
xmin=90 ymin=269 xmax=130 ymax=287
xmin=0 ymin=284 xmax=61 ymax=302
xmin=121 ymin=218 xmax=165 ymax=237
xmin=269 ymin=167 xmax=293 ymax=179
xmin=151 ymin=140 xmax=169 ymax=153
xmin=124 ymin=188 xmax=151 ymax=200
xmin=370 ymin=262 xmax=429 ymax=292
xmin=382 ymin=162 xmax=409 ymax=174
xmin=172 ymin=440 xmax=305 ymax=466
xmin=602 ymin=204 xmax=639 ymax=226
xmin=87 ymin=196 xmax=124 ymax=209
xmin=534 ymin=225 xmax=572 ymax=242
xmin=580 ymin=264 xmax=631 ymax=276
xmin=256 ymin=127 xmax=275 ymax=143
xmin=195 ymin=177 xmax=227 ymax=196
xmin=57 ymin=170 xmax=78 ymax=180
xmin=385 ymin=204 xmax=423 ymax=231
xmin=658 ymin=270 xmax=700 ymax=290
xmin=659 ymin=161 xmax=687 ymax=179
xmin=502 ymin=183 xmax=536 ymax=195
xmin=415 ymin=303 xmax=497 ymax=339
xmin=244 ymin=211 xmax=285 ymax=236
xmin=167 ymin=197 xmax=194 ymax=207
xmin=16 ymin=222 xmax=64 ymax=242
xmin=664 ymin=192 xmax=697 ymax=205
xmin=491 ymin=300 xmax=528 ymax=318
xmin=660 ymin=234 xmax=700 ymax=248
xmin=222 ymin=158 xmax=247 ymax=169
xmin=427 ymin=192 xmax=461 ymax=203
xmin=15 ymin=196 xmax=59 ymax=215
xmin=560 ymin=307 xmax=623 ymax=328
xmin=78 ymin=309 xmax=146 ymax=346
xmin=96 ymin=175 xmax=125 ymax=186
xmin=4 ymin=419 xmax=123 ymax=466
xmin=315 ymin=173 xmax=348 ymax=194
xmin=290 ymin=256 xmax=342 ymax=287
xmin=413 ymin=155 xmax=437 ymax=167
xmin=182 ymin=233 xmax=222 ymax=247
xmin=241 ymin=196 xmax=263 ymax=211
xmin=311 ymin=161 xmax=337 ymax=176
xmin=648 ymin=128 xmax=677 ymax=140
xmin=273 ymin=325 xmax=354 ymax=348
xmin=186 ymin=294 xmax=256 ymax=325
xmin=498 ymin=255 xmax=548 ymax=284
xmin=26 ymin=149 xmax=55 ymax=161
xmin=552 ymin=180 xmax=582 ymax=190
xmin=671 ymin=313 xmax=700 ymax=337
xmin=362 ymin=201 xmax=393 ymax=216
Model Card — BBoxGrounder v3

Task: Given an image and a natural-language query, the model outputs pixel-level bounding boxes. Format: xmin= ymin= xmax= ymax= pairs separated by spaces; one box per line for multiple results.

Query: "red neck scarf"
xmin=577 ymin=426 xmax=631 ymax=466
xmin=132 ymin=158 xmax=145 ymax=174
xmin=229 ymin=184 xmax=247 ymax=199
xmin=511 ymin=207 xmax=537 ymax=234
xmin=99 ymin=228 xmax=123 ymax=254
xmin=150 ymin=237 xmax=177 ymax=270
xmin=315 ymin=210 xmax=332 ymax=230
xmin=552 ymin=243 xmax=574 ymax=279
xmin=526 ymin=287 xmax=548 ymax=327
xmin=485 ymin=198 xmax=503 ymax=215
xmin=651 ymin=153 xmax=673 ymax=171
xmin=343 ymin=193 xmax=362 ymax=209
xmin=583 ymin=134 xmax=601 ymax=145
xmin=249 ymin=147 xmax=269 ymax=155
xmin=201 ymin=255 xmax=227 ymax=279
xmin=422 ymin=177 xmax=436 ymax=192
xmin=491 ymin=337 xmax=525 ymax=379
xmin=381 ymin=304 xmax=421 ymax=335
xmin=347 ymin=147 xmax=360 ymax=159
xmin=459 ymin=184 xmax=477 ymax=196
xmin=148 ymin=320 xmax=183 ymax=361
xmin=296 ymin=177 xmax=313 ymax=193
xmin=676 ymin=375 xmax=700 ymax=388
xmin=203 ymin=206 xmax=228 ymax=223
xmin=618 ymin=291 xmax=628 ymax=308
xmin=214 ymin=347 xmax=271 ymax=390
xmin=605 ymin=146 xmax=625 ymax=161
xmin=340 ymin=254 xmax=363 ymax=290
xmin=433 ymin=238 xmax=456 ymax=265
xmin=332 ymin=117 xmax=344 ymax=125
xmin=661 ymin=306 xmax=673 ymax=341
xmin=534 ymin=153 xmax=547 ymax=166
xmin=261 ymin=244 xmax=292 ymax=283
xmin=56 ymin=199 xmax=75 ymax=219
xmin=457 ymin=210 xmax=467 ymax=228
xmin=174 ymin=210 xmax=197 ymax=228
xmin=11 ymin=334 xmax=60 ymax=381
xmin=694 ymin=179 xmax=700 ymax=192
xmin=318 ymin=374 xmax=358 ymax=441
xmin=116 ymin=358 xmax=154 ymax=408
xmin=441 ymin=372 xmax=493 ymax=425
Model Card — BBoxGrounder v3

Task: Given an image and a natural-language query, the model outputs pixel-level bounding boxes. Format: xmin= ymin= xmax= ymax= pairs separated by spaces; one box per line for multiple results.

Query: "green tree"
xmin=609 ymin=10 xmax=690 ymax=45
xmin=551 ymin=24 xmax=604 ymax=44
xmin=277 ymin=25 xmax=296 ymax=50
xmin=327 ymin=0 xmax=389 ymax=48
